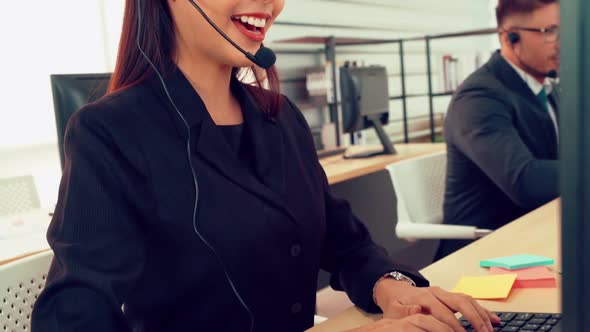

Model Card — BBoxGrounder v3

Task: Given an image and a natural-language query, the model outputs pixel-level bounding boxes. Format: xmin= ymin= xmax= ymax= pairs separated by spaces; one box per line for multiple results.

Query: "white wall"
xmin=0 ymin=0 xmax=496 ymax=207
xmin=0 ymin=1 xmax=110 ymax=149
xmin=0 ymin=1 xmax=114 ymax=207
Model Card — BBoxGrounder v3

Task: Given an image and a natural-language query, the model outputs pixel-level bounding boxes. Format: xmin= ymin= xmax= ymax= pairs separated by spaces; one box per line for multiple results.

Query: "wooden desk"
xmin=308 ymin=200 xmax=561 ymax=331
xmin=320 ymin=144 xmax=445 ymax=185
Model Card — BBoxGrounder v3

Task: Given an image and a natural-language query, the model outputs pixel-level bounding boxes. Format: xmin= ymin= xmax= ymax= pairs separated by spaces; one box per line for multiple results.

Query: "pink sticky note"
xmin=490 ymin=266 xmax=556 ymax=288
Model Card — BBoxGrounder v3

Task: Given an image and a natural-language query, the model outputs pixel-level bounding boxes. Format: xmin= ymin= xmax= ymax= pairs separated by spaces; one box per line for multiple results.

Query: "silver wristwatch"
xmin=372 ymin=270 xmax=417 ymax=305
xmin=385 ymin=271 xmax=417 ymax=287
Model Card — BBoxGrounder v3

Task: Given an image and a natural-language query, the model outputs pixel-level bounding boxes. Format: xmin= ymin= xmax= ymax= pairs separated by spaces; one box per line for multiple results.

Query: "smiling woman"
xmin=21 ymin=1 xmax=500 ymax=332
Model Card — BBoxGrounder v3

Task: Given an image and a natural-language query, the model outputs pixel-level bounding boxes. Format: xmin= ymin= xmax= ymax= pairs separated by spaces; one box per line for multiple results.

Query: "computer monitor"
xmin=50 ymin=73 xmax=111 ymax=169
xmin=339 ymin=65 xmax=396 ymax=158
xmin=560 ymin=1 xmax=589 ymax=330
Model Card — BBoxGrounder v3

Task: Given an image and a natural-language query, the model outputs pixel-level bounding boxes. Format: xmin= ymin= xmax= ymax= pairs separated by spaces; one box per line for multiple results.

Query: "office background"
xmin=3 ymin=1 xmax=590 ymax=330
xmin=0 ymin=0 xmax=497 ymax=215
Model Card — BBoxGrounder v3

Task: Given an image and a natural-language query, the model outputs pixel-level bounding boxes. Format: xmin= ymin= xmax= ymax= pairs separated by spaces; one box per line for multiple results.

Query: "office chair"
xmin=0 ymin=176 xmax=41 ymax=217
xmin=50 ymin=73 xmax=111 ymax=169
xmin=386 ymin=151 xmax=492 ymax=241
xmin=0 ymin=250 xmax=53 ymax=331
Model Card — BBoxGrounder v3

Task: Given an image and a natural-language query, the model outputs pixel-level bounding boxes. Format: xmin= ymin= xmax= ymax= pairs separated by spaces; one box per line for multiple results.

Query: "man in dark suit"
xmin=439 ymin=0 xmax=561 ymax=259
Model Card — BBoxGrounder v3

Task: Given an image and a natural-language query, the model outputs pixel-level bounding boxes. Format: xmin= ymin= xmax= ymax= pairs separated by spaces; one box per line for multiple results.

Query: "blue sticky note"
xmin=480 ymin=254 xmax=554 ymax=270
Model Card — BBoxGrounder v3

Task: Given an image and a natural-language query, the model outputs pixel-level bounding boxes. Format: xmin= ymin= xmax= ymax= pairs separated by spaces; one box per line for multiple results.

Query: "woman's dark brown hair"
xmin=108 ymin=0 xmax=281 ymax=116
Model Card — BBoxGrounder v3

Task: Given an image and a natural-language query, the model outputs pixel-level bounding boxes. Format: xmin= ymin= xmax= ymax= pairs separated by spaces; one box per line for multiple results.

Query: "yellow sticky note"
xmin=452 ymin=274 xmax=517 ymax=299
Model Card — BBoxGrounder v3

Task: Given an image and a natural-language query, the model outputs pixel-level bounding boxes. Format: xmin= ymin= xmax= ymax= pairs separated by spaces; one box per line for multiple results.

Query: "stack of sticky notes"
xmin=480 ymin=254 xmax=554 ymax=270
xmin=489 ymin=266 xmax=557 ymax=288
xmin=452 ymin=254 xmax=557 ymax=300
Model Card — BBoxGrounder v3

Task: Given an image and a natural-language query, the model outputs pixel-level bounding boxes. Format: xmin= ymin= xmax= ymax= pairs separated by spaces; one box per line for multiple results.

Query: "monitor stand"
xmin=344 ymin=114 xmax=397 ymax=159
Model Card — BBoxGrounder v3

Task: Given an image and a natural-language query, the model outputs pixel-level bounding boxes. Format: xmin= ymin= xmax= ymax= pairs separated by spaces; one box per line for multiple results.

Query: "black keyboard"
xmin=459 ymin=312 xmax=562 ymax=332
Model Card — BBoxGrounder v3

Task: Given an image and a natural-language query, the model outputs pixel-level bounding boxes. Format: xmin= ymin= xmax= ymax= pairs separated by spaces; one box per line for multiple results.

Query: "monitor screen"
xmin=50 ymin=73 xmax=111 ymax=169
xmin=357 ymin=66 xmax=390 ymax=117
xmin=340 ymin=66 xmax=390 ymax=134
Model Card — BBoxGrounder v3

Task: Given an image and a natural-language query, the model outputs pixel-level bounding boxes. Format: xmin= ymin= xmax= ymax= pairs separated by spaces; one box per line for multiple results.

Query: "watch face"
xmin=390 ymin=271 xmax=416 ymax=287
xmin=390 ymin=271 xmax=403 ymax=280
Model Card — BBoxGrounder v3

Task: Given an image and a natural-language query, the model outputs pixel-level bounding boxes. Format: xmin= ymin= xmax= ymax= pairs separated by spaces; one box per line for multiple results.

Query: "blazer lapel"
xmin=196 ymin=117 xmax=282 ymax=206
xmin=197 ymin=80 xmax=298 ymax=225
xmin=488 ymin=51 xmax=549 ymax=112
xmin=149 ymin=65 xmax=297 ymax=223
xmin=488 ymin=52 xmax=558 ymax=154
xmin=231 ymin=80 xmax=286 ymax=196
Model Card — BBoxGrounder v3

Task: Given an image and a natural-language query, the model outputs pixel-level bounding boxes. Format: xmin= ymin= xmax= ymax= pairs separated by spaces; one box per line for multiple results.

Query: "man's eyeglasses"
xmin=512 ymin=25 xmax=560 ymax=43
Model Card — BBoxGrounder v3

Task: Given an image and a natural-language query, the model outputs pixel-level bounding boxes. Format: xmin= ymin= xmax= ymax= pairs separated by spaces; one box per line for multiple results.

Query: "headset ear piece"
xmin=508 ymin=32 xmax=520 ymax=44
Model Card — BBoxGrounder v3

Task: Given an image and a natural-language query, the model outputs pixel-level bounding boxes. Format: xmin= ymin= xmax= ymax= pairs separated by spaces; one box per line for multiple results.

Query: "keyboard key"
xmin=529 ymin=318 xmax=547 ymax=324
xmin=515 ymin=313 xmax=533 ymax=321
xmin=539 ymin=325 xmax=555 ymax=331
xmin=534 ymin=313 xmax=551 ymax=319
xmin=523 ymin=324 xmax=539 ymax=329
xmin=500 ymin=327 xmax=520 ymax=332
xmin=546 ymin=318 xmax=559 ymax=325
xmin=551 ymin=314 xmax=561 ymax=319
xmin=500 ymin=313 xmax=517 ymax=321
xmin=507 ymin=320 xmax=526 ymax=327
xmin=460 ymin=320 xmax=471 ymax=327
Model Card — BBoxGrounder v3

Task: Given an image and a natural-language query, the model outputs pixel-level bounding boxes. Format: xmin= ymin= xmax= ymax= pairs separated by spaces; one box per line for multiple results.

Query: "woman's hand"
xmin=374 ymin=279 xmax=501 ymax=332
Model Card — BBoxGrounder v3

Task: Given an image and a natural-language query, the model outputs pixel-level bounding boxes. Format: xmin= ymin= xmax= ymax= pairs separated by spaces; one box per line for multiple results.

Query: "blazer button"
xmin=291 ymin=302 xmax=302 ymax=314
xmin=290 ymin=244 xmax=301 ymax=257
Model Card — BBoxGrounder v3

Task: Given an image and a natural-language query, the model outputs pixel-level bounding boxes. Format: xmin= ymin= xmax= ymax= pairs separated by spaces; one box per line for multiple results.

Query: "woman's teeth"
xmin=232 ymin=15 xmax=267 ymax=29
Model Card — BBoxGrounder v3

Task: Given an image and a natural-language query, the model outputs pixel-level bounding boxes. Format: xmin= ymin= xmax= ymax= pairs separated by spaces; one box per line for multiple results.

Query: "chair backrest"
xmin=0 ymin=176 xmax=41 ymax=216
xmin=50 ymin=73 xmax=111 ymax=169
xmin=0 ymin=250 xmax=53 ymax=332
xmin=386 ymin=151 xmax=447 ymax=226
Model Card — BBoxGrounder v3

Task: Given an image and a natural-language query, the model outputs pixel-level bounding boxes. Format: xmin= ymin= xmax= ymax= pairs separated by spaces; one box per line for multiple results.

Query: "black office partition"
xmin=560 ymin=0 xmax=590 ymax=330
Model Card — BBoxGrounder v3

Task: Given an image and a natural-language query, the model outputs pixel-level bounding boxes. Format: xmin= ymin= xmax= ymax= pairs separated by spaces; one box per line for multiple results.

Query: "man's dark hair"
xmin=496 ymin=0 xmax=558 ymax=27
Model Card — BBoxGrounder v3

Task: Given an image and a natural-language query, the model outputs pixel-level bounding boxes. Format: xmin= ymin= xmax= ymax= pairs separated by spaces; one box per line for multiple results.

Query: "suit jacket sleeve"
xmin=448 ymin=91 xmax=559 ymax=209
xmin=286 ymin=97 xmax=429 ymax=314
xmin=31 ymin=105 xmax=149 ymax=332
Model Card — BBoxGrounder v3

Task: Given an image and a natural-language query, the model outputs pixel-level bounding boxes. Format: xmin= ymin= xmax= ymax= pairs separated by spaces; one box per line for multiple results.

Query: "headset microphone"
xmin=508 ymin=31 xmax=558 ymax=79
xmin=188 ymin=0 xmax=276 ymax=69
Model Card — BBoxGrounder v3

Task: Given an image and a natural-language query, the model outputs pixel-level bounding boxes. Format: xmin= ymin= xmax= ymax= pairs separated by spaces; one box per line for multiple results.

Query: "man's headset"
xmin=507 ymin=30 xmax=558 ymax=79
xmin=134 ymin=0 xmax=260 ymax=330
